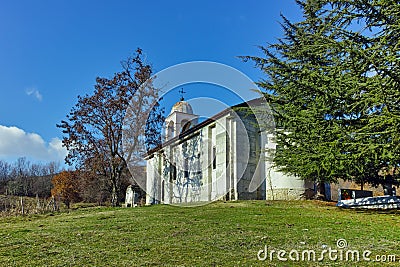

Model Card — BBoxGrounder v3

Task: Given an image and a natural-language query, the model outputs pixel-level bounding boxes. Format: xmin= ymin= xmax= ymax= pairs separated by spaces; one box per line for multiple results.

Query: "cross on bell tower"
xmin=179 ymin=88 xmax=186 ymax=101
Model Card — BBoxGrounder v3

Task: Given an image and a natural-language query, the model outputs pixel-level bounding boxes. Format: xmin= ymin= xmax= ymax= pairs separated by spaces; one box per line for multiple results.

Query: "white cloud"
xmin=25 ymin=88 xmax=43 ymax=101
xmin=0 ymin=125 xmax=67 ymax=163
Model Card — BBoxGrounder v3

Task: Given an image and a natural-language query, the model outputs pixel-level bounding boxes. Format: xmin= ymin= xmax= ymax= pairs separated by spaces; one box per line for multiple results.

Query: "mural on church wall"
xmin=161 ymin=133 xmax=205 ymax=204
xmin=153 ymin=119 xmax=236 ymax=204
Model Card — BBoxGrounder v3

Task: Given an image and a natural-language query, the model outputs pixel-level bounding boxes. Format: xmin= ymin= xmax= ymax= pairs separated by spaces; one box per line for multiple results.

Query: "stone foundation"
xmin=266 ymin=188 xmax=314 ymax=200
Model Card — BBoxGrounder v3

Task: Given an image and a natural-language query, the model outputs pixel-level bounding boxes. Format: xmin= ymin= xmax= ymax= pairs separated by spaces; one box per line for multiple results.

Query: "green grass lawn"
xmin=1 ymin=200 xmax=399 ymax=266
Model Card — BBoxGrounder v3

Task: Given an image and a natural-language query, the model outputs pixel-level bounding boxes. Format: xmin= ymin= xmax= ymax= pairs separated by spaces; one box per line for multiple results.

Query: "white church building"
xmin=144 ymin=98 xmax=314 ymax=205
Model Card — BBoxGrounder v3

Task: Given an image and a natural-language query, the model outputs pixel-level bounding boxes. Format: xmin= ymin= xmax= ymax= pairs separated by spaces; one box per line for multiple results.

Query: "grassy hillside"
xmin=0 ymin=201 xmax=399 ymax=266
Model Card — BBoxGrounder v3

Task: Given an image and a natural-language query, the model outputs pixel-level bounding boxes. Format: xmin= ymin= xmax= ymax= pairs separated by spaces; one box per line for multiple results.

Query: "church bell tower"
xmin=165 ymin=91 xmax=198 ymax=140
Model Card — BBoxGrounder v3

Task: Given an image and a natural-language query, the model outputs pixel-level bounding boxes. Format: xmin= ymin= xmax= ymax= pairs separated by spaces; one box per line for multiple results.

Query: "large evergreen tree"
xmin=245 ymin=0 xmax=400 ymax=196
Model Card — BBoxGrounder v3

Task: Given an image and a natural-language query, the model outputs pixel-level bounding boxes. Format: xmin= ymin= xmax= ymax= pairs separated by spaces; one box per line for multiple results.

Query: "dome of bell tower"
xmin=170 ymin=100 xmax=193 ymax=114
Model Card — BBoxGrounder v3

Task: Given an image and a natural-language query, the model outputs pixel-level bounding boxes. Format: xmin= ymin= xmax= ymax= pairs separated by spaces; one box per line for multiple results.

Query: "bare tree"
xmin=0 ymin=160 xmax=10 ymax=181
xmin=0 ymin=158 xmax=61 ymax=197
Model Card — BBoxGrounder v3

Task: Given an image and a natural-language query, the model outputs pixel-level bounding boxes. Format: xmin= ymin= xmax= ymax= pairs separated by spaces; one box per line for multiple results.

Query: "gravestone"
xmin=125 ymin=185 xmax=139 ymax=207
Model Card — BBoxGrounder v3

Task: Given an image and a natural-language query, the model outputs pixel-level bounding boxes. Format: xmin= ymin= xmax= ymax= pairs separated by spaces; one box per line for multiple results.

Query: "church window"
xmin=167 ymin=121 xmax=174 ymax=139
xmin=170 ymin=163 xmax=177 ymax=181
xmin=184 ymin=158 xmax=189 ymax=178
xmin=181 ymin=120 xmax=191 ymax=133
xmin=161 ymin=180 xmax=165 ymax=202
xmin=212 ymin=146 xmax=216 ymax=169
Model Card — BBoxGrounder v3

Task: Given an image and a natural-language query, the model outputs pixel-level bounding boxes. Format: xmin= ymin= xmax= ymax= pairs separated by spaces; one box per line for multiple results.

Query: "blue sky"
xmin=0 ymin=0 xmax=302 ymax=165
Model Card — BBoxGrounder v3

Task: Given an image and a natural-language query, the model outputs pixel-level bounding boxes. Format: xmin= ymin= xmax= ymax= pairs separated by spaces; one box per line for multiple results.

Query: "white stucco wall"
xmin=145 ymin=108 xmax=313 ymax=204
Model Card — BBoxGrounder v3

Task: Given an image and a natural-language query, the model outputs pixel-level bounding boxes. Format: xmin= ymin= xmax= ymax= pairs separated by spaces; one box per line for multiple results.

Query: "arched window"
xmin=167 ymin=121 xmax=174 ymax=139
xmin=181 ymin=120 xmax=191 ymax=133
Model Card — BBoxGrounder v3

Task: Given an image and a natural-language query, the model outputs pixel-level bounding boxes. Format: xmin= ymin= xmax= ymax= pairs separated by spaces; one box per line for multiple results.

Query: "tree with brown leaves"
xmin=58 ymin=49 xmax=163 ymax=206
xmin=51 ymin=171 xmax=80 ymax=209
